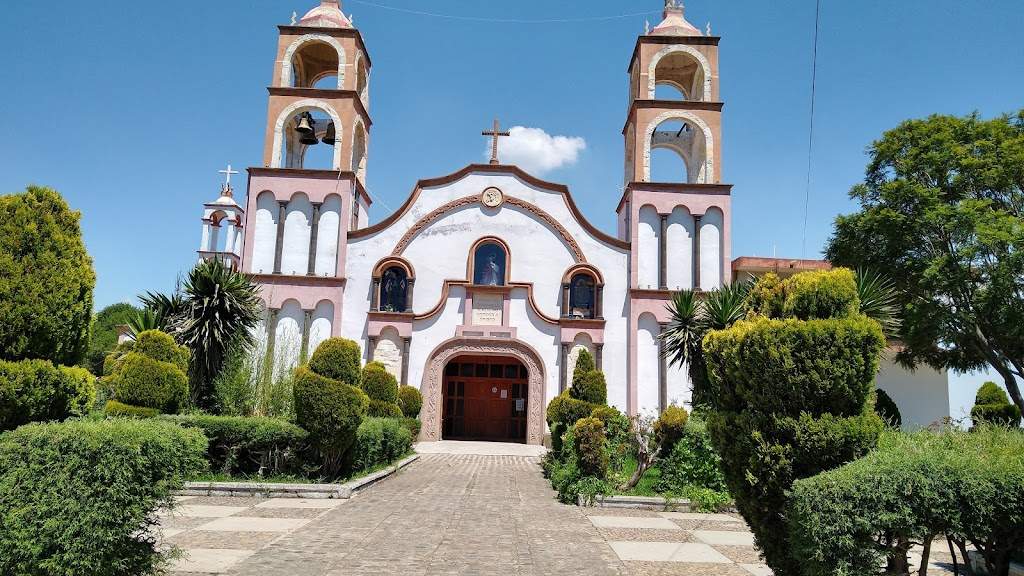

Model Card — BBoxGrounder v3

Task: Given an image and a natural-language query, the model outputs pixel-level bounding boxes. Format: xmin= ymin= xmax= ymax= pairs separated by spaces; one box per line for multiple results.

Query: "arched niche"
xmin=666 ymin=206 xmax=695 ymax=290
xmin=700 ymin=207 xmax=724 ymax=291
xmin=273 ymin=299 xmax=305 ymax=381
xmin=308 ymin=300 xmax=334 ymax=355
xmin=252 ymin=191 xmax=279 ymax=274
xmin=562 ymin=264 xmax=603 ymax=320
xmin=468 ymin=237 xmax=510 ymax=287
xmin=647 ymin=45 xmax=712 ymax=101
xmin=637 ymin=313 xmax=661 ymax=416
xmin=314 ymin=194 xmax=342 ymax=276
xmin=280 ymin=192 xmax=313 ymax=276
xmin=372 ymin=257 xmax=415 ymax=313
xmin=280 ymin=35 xmax=345 ymax=89
xmin=637 ymin=205 xmax=660 ymax=289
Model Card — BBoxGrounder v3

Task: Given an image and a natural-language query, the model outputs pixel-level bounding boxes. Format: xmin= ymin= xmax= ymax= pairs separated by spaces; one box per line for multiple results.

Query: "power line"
xmin=347 ymin=0 xmax=659 ymax=24
xmin=801 ymin=0 xmax=821 ymax=258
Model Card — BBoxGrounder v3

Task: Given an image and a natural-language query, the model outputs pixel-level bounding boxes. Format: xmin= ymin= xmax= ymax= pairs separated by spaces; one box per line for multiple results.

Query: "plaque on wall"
xmin=472 ymin=292 xmax=503 ymax=326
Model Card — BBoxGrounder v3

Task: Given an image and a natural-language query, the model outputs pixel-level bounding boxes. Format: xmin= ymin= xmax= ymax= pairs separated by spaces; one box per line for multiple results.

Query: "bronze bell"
xmin=295 ymin=111 xmax=315 ymax=134
xmin=322 ymin=121 xmax=336 ymax=145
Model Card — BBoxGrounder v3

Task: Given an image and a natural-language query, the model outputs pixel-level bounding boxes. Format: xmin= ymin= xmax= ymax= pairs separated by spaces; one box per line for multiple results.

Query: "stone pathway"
xmin=161 ymin=452 xmax=960 ymax=575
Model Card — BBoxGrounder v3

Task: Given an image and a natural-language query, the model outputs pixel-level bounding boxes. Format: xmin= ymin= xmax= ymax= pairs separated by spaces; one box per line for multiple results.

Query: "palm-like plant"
xmin=855 ymin=267 xmax=902 ymax=339
xmin=175 ymin=259 xmax=262 ymax=408
xmin=130 ymin=290 xmax=186 ymax=336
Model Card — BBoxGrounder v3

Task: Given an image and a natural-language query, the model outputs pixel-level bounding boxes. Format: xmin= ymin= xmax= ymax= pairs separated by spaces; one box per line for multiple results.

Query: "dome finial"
xmin=652 ymin=0 xmax=701 ymax=36
xmin=297 ymin=0 xmax=352 ymax=28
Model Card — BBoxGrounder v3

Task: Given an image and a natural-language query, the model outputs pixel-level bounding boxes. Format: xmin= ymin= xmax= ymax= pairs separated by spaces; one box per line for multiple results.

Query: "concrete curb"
xmin=580 ymin=494 xmax=692 ymax=511
xmin=177 ymin=454 xmax=420 ymax=499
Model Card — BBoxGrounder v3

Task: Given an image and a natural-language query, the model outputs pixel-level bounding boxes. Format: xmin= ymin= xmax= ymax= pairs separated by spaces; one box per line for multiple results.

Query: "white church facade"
xmin=197 ymin=0 xmax=951 ymax=444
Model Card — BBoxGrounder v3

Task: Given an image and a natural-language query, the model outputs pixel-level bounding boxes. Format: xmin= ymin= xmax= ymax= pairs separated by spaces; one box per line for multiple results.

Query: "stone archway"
xmin=420 ymin=337 xmax=547 ymax=445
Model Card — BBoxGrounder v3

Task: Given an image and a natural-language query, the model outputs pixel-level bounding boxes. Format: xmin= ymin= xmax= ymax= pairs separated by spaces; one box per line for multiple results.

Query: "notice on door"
xmin=515 ymin=398 xmax=525 ymax=412
xmin=500 ymin=389 xmax=508 ymax=399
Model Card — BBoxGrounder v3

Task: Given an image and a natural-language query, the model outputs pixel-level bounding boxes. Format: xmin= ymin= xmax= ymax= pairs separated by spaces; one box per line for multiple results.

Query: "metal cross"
xmin=482 ymin=118 xmax=510 ymax=165
xmin=219 ymin=163 xmax=239 ymax=187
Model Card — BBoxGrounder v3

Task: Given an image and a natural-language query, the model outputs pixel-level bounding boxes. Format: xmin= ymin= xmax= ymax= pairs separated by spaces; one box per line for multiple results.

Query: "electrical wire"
xmin=801 ymin=0 xmax=821 ymax=259
xmin=347 ymin=0 xmax=659 ymax=24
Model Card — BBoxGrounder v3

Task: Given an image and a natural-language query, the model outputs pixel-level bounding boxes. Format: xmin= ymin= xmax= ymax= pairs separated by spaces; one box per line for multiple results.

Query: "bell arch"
xmin=647 ymin=44 xmax=713 ymax=102
xmin=420 ymin=337 xmax=547 ymax=445
xmin=643 ymin=111 xmax=714 ymax=183
xmin=270 ymin=99 xmax=344 ymax=170
xmin=280 ymin=34 xmax=346 ymax=89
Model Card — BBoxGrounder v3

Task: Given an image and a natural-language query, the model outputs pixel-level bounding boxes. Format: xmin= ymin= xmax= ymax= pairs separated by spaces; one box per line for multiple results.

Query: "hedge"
xmin=104 ymin=399 xmax=159 ymax=419
xmin=160 ymin=414 xmax=307 ymax=476
xmin=361 ymin=362 xmax=401 ymax=418
xmin=368 ymin=398 xmax=403 ymax=418
xmin=0 ymin=359 xmax=96 ymax=431
xmin=132 ymin=330 xmax=189 ymax=372
xmin=398 ymin=385 xmax=423 ymax=418
xmin=781 ymin=268 xmax=860 ymax=320
xmin=351 ymin=417 xmax=412 ymax=472
xmin=789 ymin=428 xmax=1024 ymax=576
xmin=108 ymin=352 xmax=188 ymax=413
xmin=293 ymin=365 xmax=368 ymax=477
xmin=308 ymin=337 xmax=361 ymax=385
xmin=0 ymin=419 xmax=207 ymax=575
xmin=399 ymin=417 xmax=421 ymax=440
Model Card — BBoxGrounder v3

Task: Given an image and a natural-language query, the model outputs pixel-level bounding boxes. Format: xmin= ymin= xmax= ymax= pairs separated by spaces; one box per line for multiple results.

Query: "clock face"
xmin=481 ymin=187 xmax=503 ymax=207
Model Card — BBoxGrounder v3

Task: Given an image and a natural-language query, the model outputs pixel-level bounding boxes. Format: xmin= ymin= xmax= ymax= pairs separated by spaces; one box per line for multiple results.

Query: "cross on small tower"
xmin=218 ymin=163 xmax=239 ymax=195
xmin=482 ymin=118 xmax=510 ymax=165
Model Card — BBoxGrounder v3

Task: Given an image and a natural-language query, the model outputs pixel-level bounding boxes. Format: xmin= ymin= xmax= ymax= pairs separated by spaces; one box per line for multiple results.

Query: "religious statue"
xmin=571 ymin=276 xmax=594 ymax=317
xmin=479 ymin=253 xmax=501 ymax=286
xmin=381 ymin=268 xmax=407 ymax=312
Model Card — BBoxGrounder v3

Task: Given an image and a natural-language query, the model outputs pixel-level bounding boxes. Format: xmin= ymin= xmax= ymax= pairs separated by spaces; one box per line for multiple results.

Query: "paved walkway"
xmin=162 ymin=452 xmax=959 ymax=575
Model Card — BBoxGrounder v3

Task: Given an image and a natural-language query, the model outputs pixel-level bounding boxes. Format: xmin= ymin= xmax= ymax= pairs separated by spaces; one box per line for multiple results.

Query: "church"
xmin=196 ymin=0 xmax=952 ymax=444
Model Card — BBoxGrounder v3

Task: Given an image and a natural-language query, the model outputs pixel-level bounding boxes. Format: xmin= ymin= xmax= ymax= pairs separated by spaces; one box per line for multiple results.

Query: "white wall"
xmin=281 ymin=194 xmax=312 ymax=275
xmin=308 ymin=300 xmax=333 ymax=355
xmin=252 ymin=192 xmax=278 ymax=273
xmin=667 ymin=360 xmax=690 ymax=409
xmin=876 ymin=355 xmax=950 ymax=430
xmin=666 ymin=206 xmax=694 ymax=290
xmin=637 ymin=313 xmax=661 ymax=415
xmin=315 ymin=195 xmax=341 ymax=276
xmin=700 ymin=207 xmax=722 ymax=290
xmin=374 ymin=326 xmax=403 ymax=382
xmin=638 ymin=205 xmax=659 ymax=289
xmin=273 ymin=300 xmax=305 ymax=380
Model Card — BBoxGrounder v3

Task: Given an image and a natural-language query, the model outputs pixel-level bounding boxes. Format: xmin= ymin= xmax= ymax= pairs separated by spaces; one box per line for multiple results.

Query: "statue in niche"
xmin=474 ymin=243 xmax=505 ymax=286
xmin=380 ymin=267 xmax=407 ymax=312
xmin=570 ymin=274 xmax=595 ymax=318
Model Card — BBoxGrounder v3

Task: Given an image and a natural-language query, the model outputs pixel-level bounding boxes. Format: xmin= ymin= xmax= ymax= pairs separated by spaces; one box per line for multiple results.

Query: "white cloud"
xmin=488 ymin=126 xmax=586 ymax=175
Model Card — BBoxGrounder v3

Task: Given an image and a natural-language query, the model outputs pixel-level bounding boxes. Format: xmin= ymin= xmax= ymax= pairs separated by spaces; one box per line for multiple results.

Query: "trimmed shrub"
xmin=293 ymin=365 xmax=368 ymax=477
xmin=160 ymin=414 xmax=307 ymax=476
xmin=571 ymin=349 xmax=595 ymax=387
xmin=368 ymin=398 xmax=404 ymax=418
xmin=702 ymin=267 xmax=886 ymax=575
xmin=102 ymin=340 xmax=133 ymax=376
xmin=653 ymin=404 xmax=689 ymax=453
xmin=0 ymin=419 xmax=207 ymax=575
xmin=108 ymin=352 xmax=188 ymax=413
xmin=104 ymin=399 xmax=159 ymax=419
xmin=874 ymin=388 xmax=903 ymax=428
xmin=361 ymin=362 xmax=399 ymax=404
xmin=590 ymin=405 xmax=632 ymax=470
xmin=133 ymin=329 xmax=189 ymax=372
xmin=789 ymin=428 xmax=1024 ymax=576
xmin=971 ymin=381 xmax=1022 ymax=428
xmin=308 ymin=337 xmax=361 ymax=385
xmin=781 ymin=268 xmax=860 ymax=320
xmin=746 ymin=272 xmax=784 ymax=318
xmin=572 ymin=417 xmax=608 ymax=479
xmin=0 ymin=359 xmax=96 ymax=431
xmin=352 ymin=417 xmax=412 ymax=472
xmin=546 ymin=392 xmax=596 ymax=432
xmin=400 ymin=417 xmax=421 ymax=440
xmin=570 ymin=370 xmax=607 ymax=405
xmin=398 ymin=385 xmax=423 ymax=418
xmin=653 ymin=414 xmax=727 ymax=495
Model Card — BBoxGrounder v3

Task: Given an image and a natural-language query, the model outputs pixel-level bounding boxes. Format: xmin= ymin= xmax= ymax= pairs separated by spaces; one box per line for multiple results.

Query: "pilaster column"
xmin=273 ymin=201 xmax=288 ymax=274
xmin=370 ymin=278 xmax=381 ymax=311
xmin=693 ymin=214 xmax=703 ymax=290
xmin=658 ymin=322 xmax=668 ymax=412
xmin=200 ymin=219 xmax=212 ymax=251
xmin=367 ymin=336 xmax=377 ymax=362
xmin=401 ymin=337 xmax=411 ymax=385
xmin=559 ymin=343 xmax=569 ymax=393
xmin=299 ymin=310 xmax=313 ymax=361
xmin=595 ymin=343 xmax=604 ymax=372
xmin=405 ymin=279 xmax=415 ymax=312
xmin=659 ymin=214 xmax=668 ymax=290
xmin=596 ymin=285 xmax=604 ymax=319
xmin=561 ymin=283 xmax=570 ymax=317
xmin=307 ymin=202 xmax=322 ymax=275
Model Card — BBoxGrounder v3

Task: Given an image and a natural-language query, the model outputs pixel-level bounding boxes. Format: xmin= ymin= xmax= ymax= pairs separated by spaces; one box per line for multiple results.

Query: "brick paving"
xmin=161 ymin=452 xmax=961 ymax=575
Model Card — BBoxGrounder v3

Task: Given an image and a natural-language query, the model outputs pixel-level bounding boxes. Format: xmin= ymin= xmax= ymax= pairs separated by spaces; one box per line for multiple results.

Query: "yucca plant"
xmin=128 ymin=291 xmax=186 ymax=338
xmin=854 ymin=267 xmax=902 ymax=339
xmin=175 ymin=259 xmax=262 ymax=409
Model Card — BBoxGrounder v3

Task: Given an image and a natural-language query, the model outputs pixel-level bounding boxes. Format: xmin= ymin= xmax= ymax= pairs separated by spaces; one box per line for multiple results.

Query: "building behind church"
xmin=195 ymin=0 xmax=952 ymax=444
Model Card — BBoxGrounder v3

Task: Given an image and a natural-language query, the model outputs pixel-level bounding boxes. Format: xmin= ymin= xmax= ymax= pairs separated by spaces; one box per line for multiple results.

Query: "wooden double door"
xmin=442 ymin=355 xmax=529 ymax=443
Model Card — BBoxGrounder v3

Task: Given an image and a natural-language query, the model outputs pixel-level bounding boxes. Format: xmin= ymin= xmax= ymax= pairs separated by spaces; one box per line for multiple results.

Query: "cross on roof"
xmin=482 ymin=118 xmax=510 ymax=165
xmin=219 ymin=163 xmax=239 ymax=188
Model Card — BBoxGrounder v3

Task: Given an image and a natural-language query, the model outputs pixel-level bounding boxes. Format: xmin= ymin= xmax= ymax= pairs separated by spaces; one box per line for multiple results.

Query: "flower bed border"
xmin=176 ymin=454 xmax=419 ymax=499
xmin=580 ymin=494 xmax=738 ymax=513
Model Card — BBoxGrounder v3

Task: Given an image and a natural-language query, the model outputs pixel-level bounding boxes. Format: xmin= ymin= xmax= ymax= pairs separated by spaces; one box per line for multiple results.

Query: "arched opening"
xmin=471 ymin=240 xmax=508 ymax=286
xmin=378 ymin=266 xmax=408 ymax=312
xmin=651 ymin=50 xmax=707 ymax=102
xmin=355 ymin=55 xmax=369 ymax=105
xmin=442 ymin=355 xmax=529 ymax=442
xmin=280 ymin=107 xmax=339 ymax=170
xmin=351 ymin=122 xmax=367 ymax=180
xmin=650 ymin=118 xmax=707 ymax=183
xmin=568 ymin=272 xmax=597 ymax=319
xmin=289 ymin=40 xmax=341 ymax=89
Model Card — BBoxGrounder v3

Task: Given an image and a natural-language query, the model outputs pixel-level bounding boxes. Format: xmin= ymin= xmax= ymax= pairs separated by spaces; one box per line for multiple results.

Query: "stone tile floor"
xmin=161 ymin=453 xmax=961 ymax=575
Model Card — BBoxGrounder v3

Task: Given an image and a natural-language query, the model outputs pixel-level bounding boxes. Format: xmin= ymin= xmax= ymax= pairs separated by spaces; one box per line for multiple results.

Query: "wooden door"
xmin=442 ymin=356 xmax=528 ymax=442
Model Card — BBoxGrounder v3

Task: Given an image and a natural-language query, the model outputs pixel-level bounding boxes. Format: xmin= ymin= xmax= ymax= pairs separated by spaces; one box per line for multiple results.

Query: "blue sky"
xmin=1 ymin=1 xmax=1022 ymax=415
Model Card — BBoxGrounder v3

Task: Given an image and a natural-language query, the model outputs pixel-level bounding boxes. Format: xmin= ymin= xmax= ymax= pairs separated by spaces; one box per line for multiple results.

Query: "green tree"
xmin=826 ymin=110 xmax=1024 ymax=413
xmin=85 ymin=303 xmax=140 ymax=375
xmin=173 ymin=259 xmax=261 ymax=408
xmin=0 ymin=186 xmax=95 ymax=365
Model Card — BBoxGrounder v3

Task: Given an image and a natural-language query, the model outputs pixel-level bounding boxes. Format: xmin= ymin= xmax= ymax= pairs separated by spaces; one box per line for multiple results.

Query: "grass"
xmin=611 ymin=457 xmax=664 ymax=497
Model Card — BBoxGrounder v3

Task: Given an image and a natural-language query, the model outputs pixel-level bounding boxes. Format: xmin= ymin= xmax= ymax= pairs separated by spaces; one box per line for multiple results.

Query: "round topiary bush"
xmin=570 ymin=370 xmax=607 ymax=405
xmin=653 ymin=404 xmax=689 ymax=452
xmin=368 ymin=399 xmax=403 ymax=418
xmin=293 ymin=365 xmax=368 ymax=476
xmin=108 ymin=353 xmax=188 ymax=413
xmin=971 ymin=382 xmax=1022 ymax=428
xmin=398 ymin=385 xmax=423 ymax=418
xmin=546 ymin=392 xmax=595 ymax=430
xmin=781 ymin=268 xmax=860 ymax=320
xmin=308 ymin=338 xmax=361 ymax=385
xmin=132 ymin=330 xmax=188 ymax=372
xmin=360 ymin=362 xmax=399 ymax=404
xmin=874 ymin=388 xmax=902 ymax=428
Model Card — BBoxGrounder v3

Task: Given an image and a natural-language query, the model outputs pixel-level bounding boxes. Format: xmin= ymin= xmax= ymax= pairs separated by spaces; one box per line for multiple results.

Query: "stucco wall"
xmin=876 ymin=355 xmax=951 ymax=430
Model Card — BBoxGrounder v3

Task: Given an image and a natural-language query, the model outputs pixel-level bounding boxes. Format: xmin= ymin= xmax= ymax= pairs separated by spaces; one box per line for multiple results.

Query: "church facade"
xmin=196 ymin=0 xmax=951 ymax=444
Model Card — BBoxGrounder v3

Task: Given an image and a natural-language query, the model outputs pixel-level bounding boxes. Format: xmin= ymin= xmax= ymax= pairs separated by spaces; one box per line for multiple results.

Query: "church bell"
xmin=295 ymin=112 xmax=319 ymax=145
xmin=322 ymin=121 xmax=336 ymax=145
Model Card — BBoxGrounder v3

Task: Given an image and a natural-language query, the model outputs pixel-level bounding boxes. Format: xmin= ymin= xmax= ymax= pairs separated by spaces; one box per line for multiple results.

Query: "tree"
xmin=0 ymin=186 xmax=95 ymax=366
xmin=826 ymin=110 xmax=1024 ymax=414
xmin=85 ymin=303 xmax=140 ymax=375
xmin=173 ymin=259 xmax=261 ymax=408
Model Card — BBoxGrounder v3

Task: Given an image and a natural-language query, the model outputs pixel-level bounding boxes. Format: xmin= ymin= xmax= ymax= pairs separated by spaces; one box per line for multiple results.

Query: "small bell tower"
xmin=198 ymin=164 xmax=245 ymax=270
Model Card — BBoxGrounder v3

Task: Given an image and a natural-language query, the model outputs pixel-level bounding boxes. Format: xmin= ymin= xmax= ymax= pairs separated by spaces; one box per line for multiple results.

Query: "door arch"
xmin=420 ymin=337 xmax=546 ymax=445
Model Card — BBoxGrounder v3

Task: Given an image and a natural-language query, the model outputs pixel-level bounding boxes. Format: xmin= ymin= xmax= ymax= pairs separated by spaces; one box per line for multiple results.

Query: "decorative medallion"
xmin=481 ymin=187 xmax=504 ymax=208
